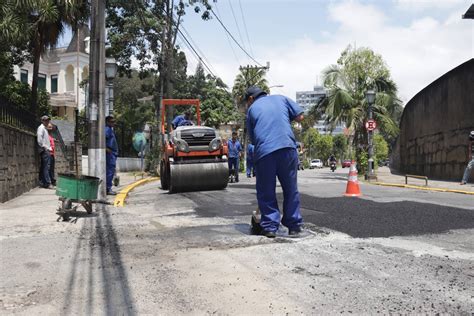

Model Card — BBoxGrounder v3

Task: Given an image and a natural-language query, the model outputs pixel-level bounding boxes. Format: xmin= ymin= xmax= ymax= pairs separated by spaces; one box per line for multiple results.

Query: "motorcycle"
xmin=330 ymin=161 xmax=336 ymax=172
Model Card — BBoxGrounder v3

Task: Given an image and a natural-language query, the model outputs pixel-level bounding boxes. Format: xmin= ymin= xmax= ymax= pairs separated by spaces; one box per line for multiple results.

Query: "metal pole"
xmin=368 ymin=102 xmax=374 ymax=180
xmin=88 ymin=0 xmax=106 ymax=205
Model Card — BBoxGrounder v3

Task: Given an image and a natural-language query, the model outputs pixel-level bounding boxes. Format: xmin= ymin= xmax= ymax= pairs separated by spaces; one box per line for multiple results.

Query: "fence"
xmin=77 ymin=115 xmax=139 ymax=158
xmin=0 ymin=97 xmax=37 ymax=133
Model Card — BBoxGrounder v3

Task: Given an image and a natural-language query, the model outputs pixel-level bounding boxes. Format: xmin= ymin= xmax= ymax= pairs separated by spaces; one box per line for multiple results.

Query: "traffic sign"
xmin=365 ymin=119 xmax=377 ymax=131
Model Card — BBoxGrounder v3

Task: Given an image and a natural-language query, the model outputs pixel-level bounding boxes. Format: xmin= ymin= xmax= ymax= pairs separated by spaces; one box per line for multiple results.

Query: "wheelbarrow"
xmin=55 ymin=173 xmax=110 ymax=221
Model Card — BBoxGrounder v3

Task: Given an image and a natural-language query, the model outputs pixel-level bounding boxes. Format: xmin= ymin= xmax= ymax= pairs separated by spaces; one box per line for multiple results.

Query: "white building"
xmin=296 ymin=85 xmax=345 ymax=135
xmin=13 ymin=25 xmax=90 ymax=120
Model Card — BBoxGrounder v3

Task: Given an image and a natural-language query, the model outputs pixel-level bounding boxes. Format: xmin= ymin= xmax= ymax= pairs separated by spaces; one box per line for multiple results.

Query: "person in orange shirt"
xmin=47 ymin=123 xmax=56 ymax=186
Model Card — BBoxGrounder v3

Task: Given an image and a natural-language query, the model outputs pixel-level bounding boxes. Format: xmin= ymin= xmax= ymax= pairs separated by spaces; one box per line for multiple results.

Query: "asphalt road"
xmin=1 ymin=166 xmax=473 ymax=314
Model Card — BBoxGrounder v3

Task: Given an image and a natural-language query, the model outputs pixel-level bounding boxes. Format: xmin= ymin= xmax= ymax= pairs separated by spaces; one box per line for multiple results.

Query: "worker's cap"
xmin=244 ymin=86 xmax=267 ymax=102
xmin=41 ymin=115 xmax=50 ymax=121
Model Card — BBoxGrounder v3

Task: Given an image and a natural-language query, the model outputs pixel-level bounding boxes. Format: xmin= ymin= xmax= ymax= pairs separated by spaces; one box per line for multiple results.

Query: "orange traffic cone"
xmin=344 ymin=161 xmax=362 ymax=197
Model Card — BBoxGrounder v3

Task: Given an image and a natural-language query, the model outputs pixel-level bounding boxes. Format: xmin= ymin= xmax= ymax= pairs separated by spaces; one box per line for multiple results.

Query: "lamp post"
xmin=105 ymin=58 xmax=118 ymax=116
xmin=365 ymin=90 xmax=376 ymax=180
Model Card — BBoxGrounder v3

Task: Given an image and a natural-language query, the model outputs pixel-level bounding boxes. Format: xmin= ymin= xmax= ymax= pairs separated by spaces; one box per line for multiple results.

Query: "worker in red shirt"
xmin=47 ymin=123 xmax=56 ymax=186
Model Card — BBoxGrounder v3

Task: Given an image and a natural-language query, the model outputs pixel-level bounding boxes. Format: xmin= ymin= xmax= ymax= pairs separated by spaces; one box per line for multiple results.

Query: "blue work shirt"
xmin=246 ymin=94 xmax=303 ymax=162
xmin=106 ymin=125 xmax=118 ymax=156
xmin=172 ymin=115 xmax=185 ymax=129
xmin=247 ymin=144 xmax=254 ymax=161
xmin=227 ymin=139 xmax=242 ymax=159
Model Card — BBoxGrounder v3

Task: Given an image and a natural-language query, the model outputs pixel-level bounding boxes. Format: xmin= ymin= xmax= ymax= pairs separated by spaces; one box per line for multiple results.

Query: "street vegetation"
xmin=1 ymin=1 xmax=399 ymax=171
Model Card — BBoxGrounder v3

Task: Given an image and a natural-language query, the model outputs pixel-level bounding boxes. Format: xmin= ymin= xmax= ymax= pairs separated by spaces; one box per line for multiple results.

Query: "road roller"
xmin=159 ymin=99 xmax=229 ymax=193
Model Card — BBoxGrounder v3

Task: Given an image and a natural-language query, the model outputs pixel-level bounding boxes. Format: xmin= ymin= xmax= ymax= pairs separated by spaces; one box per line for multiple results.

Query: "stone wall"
xmin=0 ymin=124 xmax=81 ymax=203
xmin=391 ymin=59 xmax=474 ymax=181
xmin=0 ymin=125 xmax=38 ymax=202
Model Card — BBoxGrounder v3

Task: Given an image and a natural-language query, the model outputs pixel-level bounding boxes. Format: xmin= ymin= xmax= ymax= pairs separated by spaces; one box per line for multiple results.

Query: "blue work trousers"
xmin=228 ymin=157 xmax=239 ymax=181
xmin=39 ymin=151 xmax=51 ymax=187
xmin=246 ymin=159 xmax=255 ymax=177
xmin=255 ymin=147 xmax=303 ymax=232
xmin=106 ymin=153 xmax=117 ymax=192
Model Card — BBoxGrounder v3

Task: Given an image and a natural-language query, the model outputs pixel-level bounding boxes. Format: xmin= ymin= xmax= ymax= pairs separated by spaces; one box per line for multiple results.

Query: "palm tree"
xmin=2 ymin=0 xmax=88 ymax=114
xmin=318 ymin=46 xmax=400 ymax=151
xmin=30 ymin=0 xmax=88 ymax=115
xmin=232 ymin=66 xmax=269 ymax=109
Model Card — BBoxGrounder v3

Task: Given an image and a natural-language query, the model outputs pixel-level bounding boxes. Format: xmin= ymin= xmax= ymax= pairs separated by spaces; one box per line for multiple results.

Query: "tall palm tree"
xmin=319 ymin=46 xmax=400 ymax=151
xmin=2 ymin=0 xmax=88 ymax=114
xmin=29 ymin=0 xmax=88 ymax=115
xmin=232 ymin=66 xmax=269 ymax=109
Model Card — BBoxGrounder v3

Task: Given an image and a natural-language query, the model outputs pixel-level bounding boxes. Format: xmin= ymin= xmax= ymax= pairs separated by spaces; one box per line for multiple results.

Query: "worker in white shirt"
xmin=37 ymin=115 xmax=53 ymax=189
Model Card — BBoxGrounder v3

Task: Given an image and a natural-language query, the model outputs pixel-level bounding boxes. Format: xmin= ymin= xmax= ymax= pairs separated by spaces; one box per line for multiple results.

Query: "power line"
xmin=238 ymin=0 xmax=254 ymax=56
xmin=215 ymin=1 xmax=241 ymax=65
xmin=180 ymin=24 xmax=217 ymax=75
xmin=176 ymin=27 xmax=217 ymax=79
xmin=210 ymin=7 xmax=264 ymax=67
xmin=227 ymin=0 xmax=246 ymax=51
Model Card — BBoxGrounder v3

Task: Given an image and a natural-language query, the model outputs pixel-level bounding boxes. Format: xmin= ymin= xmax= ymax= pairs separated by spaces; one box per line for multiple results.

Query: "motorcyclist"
xmin=329 ymin=154 xmax=337 ymax=171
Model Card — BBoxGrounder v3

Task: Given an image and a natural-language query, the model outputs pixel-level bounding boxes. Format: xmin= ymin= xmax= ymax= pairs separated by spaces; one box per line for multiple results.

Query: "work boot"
xmin=288 ymin=227 xmax=302 ymax=237
xmin=260 ymin=230 xmax=276 ymax=238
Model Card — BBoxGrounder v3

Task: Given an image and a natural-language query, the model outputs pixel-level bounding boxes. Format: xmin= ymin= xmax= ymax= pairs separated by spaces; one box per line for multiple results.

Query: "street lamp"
xmin=365 ymin=89 xmax=376 ymax=180
xmin=105 ymin=58 xmax=118 ymax=116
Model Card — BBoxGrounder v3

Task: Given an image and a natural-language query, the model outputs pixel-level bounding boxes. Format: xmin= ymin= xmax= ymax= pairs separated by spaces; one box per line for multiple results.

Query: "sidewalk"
xmin=0 ymin=172 xmax=142 ymax=214
xmin=370 ymin=167 xmax=474 ymax=194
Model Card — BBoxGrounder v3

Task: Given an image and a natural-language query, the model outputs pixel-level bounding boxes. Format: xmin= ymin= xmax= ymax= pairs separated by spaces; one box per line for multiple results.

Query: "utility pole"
xmin=88 ymin=0 xmax=106 ymax=204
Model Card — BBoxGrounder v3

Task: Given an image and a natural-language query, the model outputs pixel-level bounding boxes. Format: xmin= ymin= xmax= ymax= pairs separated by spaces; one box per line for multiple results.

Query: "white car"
xmin=309 ymin=159 xmax=323 ymax=169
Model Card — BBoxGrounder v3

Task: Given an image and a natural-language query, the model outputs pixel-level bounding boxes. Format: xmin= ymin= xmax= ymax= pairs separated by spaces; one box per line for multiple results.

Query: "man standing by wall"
xmin=47 ymin=123 xmax=56 ymax=186
xmin=227 ymin=131 xmax=242 ymax=183
xmin=460 ymin=131 xmax=474 ymax=185
xmin=105 ymin=116 xmax=119 ymax=195
xmin=37 ymin=115 xmax=53 ymax=189
xmin=245 ymin=86 xmax=305 ymax=238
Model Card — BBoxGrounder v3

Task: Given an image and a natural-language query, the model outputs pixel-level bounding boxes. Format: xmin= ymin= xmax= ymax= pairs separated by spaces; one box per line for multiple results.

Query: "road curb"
xmin=114 ymin=177 xmax=160 ymax=207
xmin=370 ymin=181 xmax=474 ymax=195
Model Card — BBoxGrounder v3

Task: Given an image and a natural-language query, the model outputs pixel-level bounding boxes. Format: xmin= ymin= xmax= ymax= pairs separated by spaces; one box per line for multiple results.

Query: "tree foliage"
xmin=333 ymin=134 xmax=348 ymax=161
xmin=232 ymin=66 xmax=269 ymax=108
xmin=320 ymin=45 xmax=403 ymax=152
xmin=374 ymin=133 xmax=389 ymax=165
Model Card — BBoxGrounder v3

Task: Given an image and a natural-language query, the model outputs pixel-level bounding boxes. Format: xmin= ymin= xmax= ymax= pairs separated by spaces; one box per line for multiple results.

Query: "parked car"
xmin=342 ymin=159 xmax=352 ymax=168
xmin=310 ymin=159 xmax=323 ymax=169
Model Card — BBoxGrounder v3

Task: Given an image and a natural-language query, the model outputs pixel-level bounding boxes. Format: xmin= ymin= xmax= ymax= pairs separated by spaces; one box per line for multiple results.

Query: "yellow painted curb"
xmin=114 ymin=177 xmax=160 ymax=207
xmin=372 ymin=182 xmax=474 ymax=195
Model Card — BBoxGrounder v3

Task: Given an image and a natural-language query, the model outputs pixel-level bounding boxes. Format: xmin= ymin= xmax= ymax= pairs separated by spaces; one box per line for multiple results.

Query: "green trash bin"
xmin=56 ymin=173 xmax=100 ymax=200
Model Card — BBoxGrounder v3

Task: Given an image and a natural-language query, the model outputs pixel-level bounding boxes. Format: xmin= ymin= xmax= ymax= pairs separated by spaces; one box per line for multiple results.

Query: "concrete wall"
xmin=391 ymin=59 xmax=474 ymax=181
xmin=0 ymin=124 xmax=81 ymax=203
xmin=0 ymin=125 xmax=38 ymax=202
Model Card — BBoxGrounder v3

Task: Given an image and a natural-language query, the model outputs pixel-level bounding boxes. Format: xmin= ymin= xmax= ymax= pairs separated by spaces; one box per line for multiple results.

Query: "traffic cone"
xmin=344 ymin=161 xmax=362 ymax=197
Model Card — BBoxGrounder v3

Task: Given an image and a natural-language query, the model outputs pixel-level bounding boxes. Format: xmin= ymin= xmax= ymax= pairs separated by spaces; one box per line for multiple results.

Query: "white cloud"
xmin=207 ymin=0 xmax=473 ymax=103
xmin=178 ymin=0 xmax=472 ymax=104
xmin=394 ymin=0 xmax=467 ymax=11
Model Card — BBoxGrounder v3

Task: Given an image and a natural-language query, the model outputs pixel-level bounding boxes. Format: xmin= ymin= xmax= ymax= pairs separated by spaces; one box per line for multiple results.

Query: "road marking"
xmin=372 ymin=182 xmax=474 ymax=195
xmin=114 ymin=177 xmax=160 ymax=207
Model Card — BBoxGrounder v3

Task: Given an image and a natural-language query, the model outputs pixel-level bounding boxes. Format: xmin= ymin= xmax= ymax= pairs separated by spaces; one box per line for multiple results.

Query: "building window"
xmin=51 ymin=75 xmax=58 ymax=93
xmin=20 ymin=69 xmax=28 ymax=83
xmin=38 ymin=73 xmax=47 ymax=90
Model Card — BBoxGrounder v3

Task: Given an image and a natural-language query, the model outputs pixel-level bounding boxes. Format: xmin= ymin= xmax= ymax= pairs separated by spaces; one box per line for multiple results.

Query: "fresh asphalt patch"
xmin=184 ymin=187 xmax=474 ymax=239
xmin=298 ymin=193 xmax=474 ymax=238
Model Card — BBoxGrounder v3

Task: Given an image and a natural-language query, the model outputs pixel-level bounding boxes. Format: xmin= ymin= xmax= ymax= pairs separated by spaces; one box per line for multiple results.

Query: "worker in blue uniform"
xmin=245 ymin=86 xmax=305 ymax=238
xmin=172 ymin=111 xmax=192 ymax=129
xmin=227 ymin=131 xmax=242 ymax=182
xmin=246 ymin=143 xmax=255 ymax=178
xmin=105 ymin=116 xmax=119 ymax=195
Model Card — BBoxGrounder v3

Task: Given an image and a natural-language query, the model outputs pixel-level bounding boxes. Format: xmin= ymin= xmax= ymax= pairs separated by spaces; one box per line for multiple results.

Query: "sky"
xmin=60 ymin=0 xmax=474 ymax=103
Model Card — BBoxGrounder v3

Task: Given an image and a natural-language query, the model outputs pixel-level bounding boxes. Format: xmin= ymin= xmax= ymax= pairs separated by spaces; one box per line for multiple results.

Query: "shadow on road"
xmin=61 ymin=209 xmax=136 ymax=315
